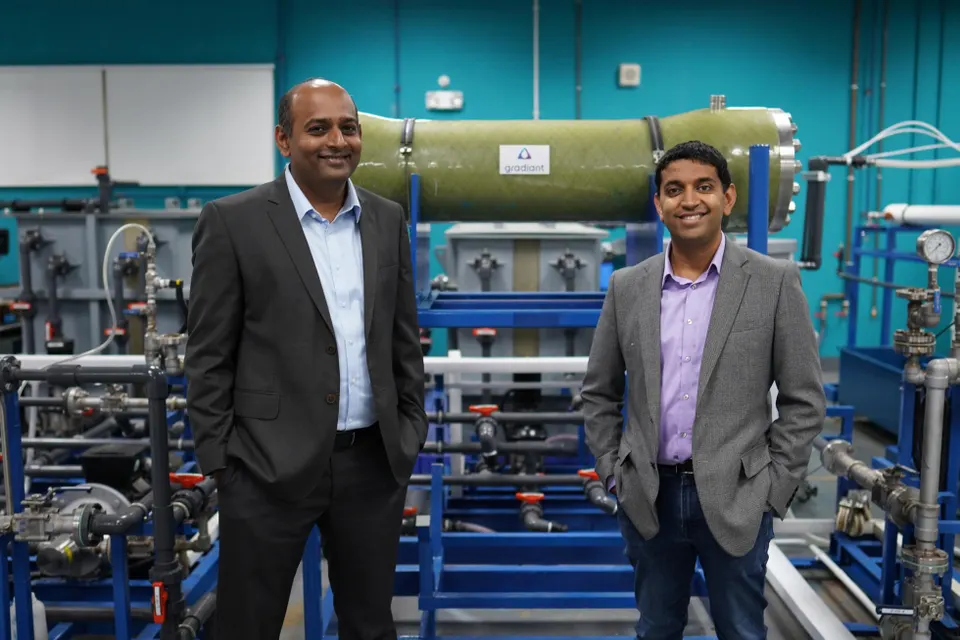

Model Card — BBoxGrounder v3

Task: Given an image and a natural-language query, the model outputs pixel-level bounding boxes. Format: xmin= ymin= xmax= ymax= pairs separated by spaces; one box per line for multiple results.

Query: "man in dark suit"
xmin=185 ymin=78 xmax=428 ymax=640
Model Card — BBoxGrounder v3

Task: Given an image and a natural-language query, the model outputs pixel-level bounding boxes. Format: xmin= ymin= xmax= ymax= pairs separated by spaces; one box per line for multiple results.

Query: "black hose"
xmin=44 ymin=605 xmax=154 ymax=622
xmin=177 ymin=591 xmax=217 ymax=640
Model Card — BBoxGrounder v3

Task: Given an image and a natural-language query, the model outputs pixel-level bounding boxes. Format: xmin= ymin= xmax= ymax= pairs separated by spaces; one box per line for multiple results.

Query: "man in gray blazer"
xmin=185 ymin=78 xmax=427 ymax=640
xmin=580 ymin=140 xmax=825 ymax=639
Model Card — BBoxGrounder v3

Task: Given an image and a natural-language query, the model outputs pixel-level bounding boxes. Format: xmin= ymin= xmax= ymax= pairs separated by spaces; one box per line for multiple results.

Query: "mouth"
xmin=676 ymin=212 xmax=708 ymax=225
xmin=318 ymin=153 xmax=350 ymax=165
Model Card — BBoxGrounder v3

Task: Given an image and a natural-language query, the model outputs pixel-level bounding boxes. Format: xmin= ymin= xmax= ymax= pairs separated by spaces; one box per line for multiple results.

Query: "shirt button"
xmin=684 ymin=356 xmax=691 ymax=362
xmin=326 ymin=345 xmax=336 ymax=355
xmin=681 ymin=432 xmax=687 ymax=438
xmin=326 ymin=393 xmax=338 ymax=404
xmin=691 ymin=284 xmax=697 ymax=290
xmin=682 ymin=394 xmax=689 ymax=400
xmin=687 ymin=319 xmax=692 ymax=324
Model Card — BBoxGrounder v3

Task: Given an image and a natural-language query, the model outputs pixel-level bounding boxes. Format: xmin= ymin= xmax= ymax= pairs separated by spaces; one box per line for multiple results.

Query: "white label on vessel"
xmin=499 ymin=145 xmax=550 ymax=175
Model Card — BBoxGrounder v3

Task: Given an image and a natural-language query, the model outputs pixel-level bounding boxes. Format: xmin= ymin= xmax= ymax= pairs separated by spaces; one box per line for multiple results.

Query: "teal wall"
xmin=0 ymin=0 xmax=958 ymax=358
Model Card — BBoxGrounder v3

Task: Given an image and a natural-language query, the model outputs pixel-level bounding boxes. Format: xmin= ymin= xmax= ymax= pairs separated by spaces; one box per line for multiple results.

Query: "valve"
xmin=835 ymin=490 xmax=871 ymax=537
xmin=578 ymin=469 xmax=618 ymax=515
xmin=152 ymin=581 xmax=168 ymax=623
xmin=577 ymin=469 xmax=599 ymax=481
xmin=468 ymin=404 xmax=499 ymax=418
xmin=515 ymin=491 xmax=544 ymax=505
xmin=169 ymin=473 xmax=206 ymax=489
xmin=403 ymin=506 xmax=417 ymax=517
xmin=469 ymin=404 xmax=499 ymax=459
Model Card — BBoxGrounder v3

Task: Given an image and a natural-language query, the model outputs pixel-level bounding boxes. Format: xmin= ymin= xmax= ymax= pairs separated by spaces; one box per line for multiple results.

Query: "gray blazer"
xmin=580 ymin=236 xmax=825 ymax=557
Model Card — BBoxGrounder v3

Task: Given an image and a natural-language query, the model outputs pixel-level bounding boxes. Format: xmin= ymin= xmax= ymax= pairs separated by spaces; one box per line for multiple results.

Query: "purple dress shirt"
xmin=658 ymin=235 xmax=725 ymax=464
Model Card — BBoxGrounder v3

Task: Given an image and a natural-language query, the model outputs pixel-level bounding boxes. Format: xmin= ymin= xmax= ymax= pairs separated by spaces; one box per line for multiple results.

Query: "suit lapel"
xmin=638 ymin=255 xmax=665 ymax=426
xmin=696 ymin=238 xmax=749 ymax=406
xmin=264 ymin=176 xmax=334 ymax=334
xmin=358 ymin=190 xmax=379 ymax=338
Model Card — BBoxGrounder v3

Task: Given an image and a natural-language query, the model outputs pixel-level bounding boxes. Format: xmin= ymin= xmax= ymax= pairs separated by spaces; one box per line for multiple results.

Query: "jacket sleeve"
xmin=767 ymin=262 xmax=826 ymax=516
xmin=580 ymin=271 xmax=626 ymax=488
xmin=184 ymin=201 xmax=244 ymax=475
xmin=392 ymin=207 xmax=428 ymax=449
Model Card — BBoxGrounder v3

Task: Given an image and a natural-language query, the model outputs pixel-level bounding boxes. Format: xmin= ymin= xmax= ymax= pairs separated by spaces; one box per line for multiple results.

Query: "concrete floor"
xmin=278 ymin=370 xmax=900 ymax=639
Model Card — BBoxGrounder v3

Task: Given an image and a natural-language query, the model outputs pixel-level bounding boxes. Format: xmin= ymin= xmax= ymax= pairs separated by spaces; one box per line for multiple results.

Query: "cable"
xmin=844 ymin=119 xmax=960 ymax=170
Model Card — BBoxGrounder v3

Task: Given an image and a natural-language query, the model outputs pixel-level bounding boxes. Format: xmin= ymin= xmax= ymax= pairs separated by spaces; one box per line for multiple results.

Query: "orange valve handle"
xmin=152 ymin=581 xmax=168 ymax=623
xmin=472 ymin=328 xmax=497 ymax=337
xmin=577 ymin=469 xmax=600 ymax=481
xmin=515 ymin=492 xmax=544 ymax=504
xmin=169 ymin=472 xmax=205 ymax=489
xmin=403 ymin=506 xmax=418 ymax=517
xmin=468 ymin=404 xmax=499 ymax=417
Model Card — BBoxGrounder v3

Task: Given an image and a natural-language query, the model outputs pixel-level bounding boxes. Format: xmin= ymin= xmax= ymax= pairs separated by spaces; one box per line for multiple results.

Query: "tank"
xmin=351 ymin=95 xmax=801 ymax=233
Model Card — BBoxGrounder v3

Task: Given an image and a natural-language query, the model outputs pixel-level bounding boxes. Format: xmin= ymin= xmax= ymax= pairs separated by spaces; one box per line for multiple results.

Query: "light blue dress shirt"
xmin=284 ymin=165 xmax=377 ymax=432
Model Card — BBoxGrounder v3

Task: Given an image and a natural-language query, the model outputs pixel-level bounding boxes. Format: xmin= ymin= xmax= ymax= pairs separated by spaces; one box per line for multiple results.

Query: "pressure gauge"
xmin=916 ymin=229 xmax=956 ymax=264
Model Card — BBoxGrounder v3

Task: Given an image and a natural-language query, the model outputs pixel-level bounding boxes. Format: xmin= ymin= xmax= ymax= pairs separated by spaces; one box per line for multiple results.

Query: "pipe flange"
xmin=63 ymin=386 xmax=89 ymax=416
xmin=893 ymin=329 xmax=936 ymax=357
xmin=819 ymin=438 xmax=852 ymax=474
xmin=900 ymin=544 xmax=949 ymax=575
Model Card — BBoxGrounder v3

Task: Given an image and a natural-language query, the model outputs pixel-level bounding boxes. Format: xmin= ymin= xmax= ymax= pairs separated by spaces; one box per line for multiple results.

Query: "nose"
xmin=680 ymin=187 xmax=701 ymax=209
xmin=326 ymin=127 xmax=347 ymax=147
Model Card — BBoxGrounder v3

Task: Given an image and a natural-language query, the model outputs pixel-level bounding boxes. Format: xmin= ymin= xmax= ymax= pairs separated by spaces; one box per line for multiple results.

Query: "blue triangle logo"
xmin=517 ymin=147 xmax=532 ymax=160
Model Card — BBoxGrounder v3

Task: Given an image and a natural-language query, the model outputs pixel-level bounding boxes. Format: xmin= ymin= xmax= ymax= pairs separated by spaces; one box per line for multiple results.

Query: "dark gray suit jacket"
xmin=184 ymin=174 xmax=427 ymax=501
xmin=580 ymin=237 xmax=825 ymax=557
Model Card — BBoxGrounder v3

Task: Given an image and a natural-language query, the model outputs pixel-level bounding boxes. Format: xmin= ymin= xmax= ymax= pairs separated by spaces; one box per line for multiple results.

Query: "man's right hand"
xmin=212 ymin=469 xmax=225 ymax=489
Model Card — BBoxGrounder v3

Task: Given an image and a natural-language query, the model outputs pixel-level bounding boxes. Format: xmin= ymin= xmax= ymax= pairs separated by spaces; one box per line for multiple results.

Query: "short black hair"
xmin=654 ymin=141 xmax=732 ymax=192
xmin=277 ymin=77 xmax=359 ymax=137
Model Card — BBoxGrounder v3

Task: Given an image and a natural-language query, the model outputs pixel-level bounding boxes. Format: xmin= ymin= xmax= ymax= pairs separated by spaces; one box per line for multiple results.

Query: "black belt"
xmin=657 ymin=459 xmax=694 ymax=474
xmin=334 ymin=423 xmax=379 ymax=450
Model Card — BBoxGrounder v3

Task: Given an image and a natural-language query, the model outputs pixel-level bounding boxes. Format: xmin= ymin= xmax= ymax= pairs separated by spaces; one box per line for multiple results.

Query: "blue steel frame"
xmin=825 ymin=222 xmax=960 ymax=635
xmin=0 ymin=378 xmax=221 ymax=640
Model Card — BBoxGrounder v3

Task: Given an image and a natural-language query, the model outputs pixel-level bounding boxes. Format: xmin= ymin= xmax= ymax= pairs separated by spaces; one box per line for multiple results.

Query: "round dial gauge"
xmin=917 ymin=229 xmax=956 ymax=264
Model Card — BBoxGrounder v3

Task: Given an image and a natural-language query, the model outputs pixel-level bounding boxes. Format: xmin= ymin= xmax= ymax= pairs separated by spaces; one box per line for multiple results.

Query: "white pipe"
xmin=883 ymin=203 xmax=960 ymax=226
xmin=0 ymin=354 xmax=592 ymax=376
xmin=532 ymin=0 xmax=540 ymax=120
xmin=808 ymin=543 xmax=880 ymax=621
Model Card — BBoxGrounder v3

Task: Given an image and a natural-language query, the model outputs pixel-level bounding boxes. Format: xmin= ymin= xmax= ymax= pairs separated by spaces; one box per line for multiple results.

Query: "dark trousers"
xmin=617 ymin=470 xmax=774 ymax=640
xmin=214 ymin=426 xmax=407 ymax=640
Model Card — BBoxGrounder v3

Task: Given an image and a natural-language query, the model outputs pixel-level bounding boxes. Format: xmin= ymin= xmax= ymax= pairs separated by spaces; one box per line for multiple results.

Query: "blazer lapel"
xmin=358 ymin=191 xmax=379 ymax=338
xmin=696 ymin=238 xmax=749 ymax=406
xmin=638 ymin=255 xmax=665 ymax=426
xmin=264 ymin=176 xmax=334 ymax=334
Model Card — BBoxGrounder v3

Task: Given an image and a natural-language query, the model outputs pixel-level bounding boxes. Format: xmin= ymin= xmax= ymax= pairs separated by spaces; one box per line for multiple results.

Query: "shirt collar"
xmin=284 ymin=163 xmax=362 ymax=223
xmin=662 ymin=233 xmax=726 ymax=287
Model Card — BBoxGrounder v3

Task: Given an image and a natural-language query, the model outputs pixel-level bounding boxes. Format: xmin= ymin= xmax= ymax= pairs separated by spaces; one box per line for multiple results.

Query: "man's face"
xmin=655 ymin=159 xmax=736 ymax=246
xmin=275 ymin=84 xmax=362 ymax=183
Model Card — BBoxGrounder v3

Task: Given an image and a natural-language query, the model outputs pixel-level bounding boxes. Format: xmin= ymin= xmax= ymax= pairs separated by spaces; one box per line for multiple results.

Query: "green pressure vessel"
xmin=350 ymin=95 xmax=802 ymax=233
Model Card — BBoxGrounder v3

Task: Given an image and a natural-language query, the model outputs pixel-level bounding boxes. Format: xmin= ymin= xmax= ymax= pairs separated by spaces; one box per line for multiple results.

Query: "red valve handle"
xmin=152 ymin=581 xmax=168 ymax=623
xmin=169 ymin=472 xmax=205 ymax=488
xmin=515 ymin=491 xmax=544 ymax=504
xmin=468 ymin=404 xmax=499 ymax=417
xmin=472 ymin=328 xmax=497 ymax=337
xmin=577 ymin=469 xmax=600 ymax=481
xmin=403 ymin=506 xmax=418 ymax=517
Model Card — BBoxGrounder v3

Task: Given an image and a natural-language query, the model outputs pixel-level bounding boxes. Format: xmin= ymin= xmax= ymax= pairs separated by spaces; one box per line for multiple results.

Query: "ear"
xmin=722 ymin=183 xmax=737 ymax=216
xmin=275 ymin=124 xmax=291 ymax=158
xmin=654 ymin=192 xmax=664 ymax=221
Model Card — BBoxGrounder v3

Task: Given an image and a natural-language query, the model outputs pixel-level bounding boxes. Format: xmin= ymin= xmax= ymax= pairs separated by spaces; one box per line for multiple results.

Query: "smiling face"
xmin=275 ymin=80 xmax=362 ymax=184
xmin=655 ymin=158 xmax=736 ymax=248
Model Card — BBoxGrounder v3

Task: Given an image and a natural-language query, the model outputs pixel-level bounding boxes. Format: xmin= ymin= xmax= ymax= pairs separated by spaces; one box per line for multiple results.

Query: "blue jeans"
xmin=617 ymin=469 xmax=774 ymax=640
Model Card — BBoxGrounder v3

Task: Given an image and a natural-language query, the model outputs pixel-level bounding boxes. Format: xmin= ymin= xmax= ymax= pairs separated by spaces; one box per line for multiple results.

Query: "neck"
xmin=670 ymin=234 xmax=722 ymax=278
xmin=290 ymin=164 xmax=347 ymax=219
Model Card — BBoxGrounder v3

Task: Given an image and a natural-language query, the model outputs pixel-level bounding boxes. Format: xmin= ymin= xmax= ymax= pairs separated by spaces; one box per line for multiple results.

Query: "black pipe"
xmin=6 ymin=363 xmax=151 ymax=386
xmin=171 ymin=478 xmax=217 ymax=526
xmin=521 ymin=502 xmax=568 ymax=533
xmin=89 ymin=492 xmax=155 ymax=536
xmin=44 ymin=605 xmax=154 ymax=622
xmin=799 ymin=155 xmax=873 ymax=271
xmin=112 ymin=258 xmax=130 ymax=354
xmin=17 ymin=233 xmax=41 ymax=353
xmin=424 ymin=441 xmax=575 ymax=456
xmin=177 ymin=591 xmax=217 ymax=640
xmin=409 ymin=473 xmax=585 ymax=486
xmin=836 ymin=271 xmax=956 ymax=298
xmin=21 ymin=436 xmax=193 ymax=450
xmin=428 ymin=411 xmax=582 ymax=424
xmin=584 ymin=480 xmax=617 ymax=515
xmin=29 ymin=418 xmax=122 ymax=466
xmin=145 ymin=366 xmax=185 ymax=639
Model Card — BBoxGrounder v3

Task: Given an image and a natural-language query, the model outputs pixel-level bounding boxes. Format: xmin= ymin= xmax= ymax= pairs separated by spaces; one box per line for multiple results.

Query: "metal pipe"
xmin=915 ymin=359 xmax=953 ymax=548
xmin=0 ymin=390 xmax=13 ymax=508
xmin=22 ymin=436 xmax=194 ymax=450
xmin=429 ymin=411 xmax=582 ymax=424
xmin=408 ymin=473 xmax=585 ymax=487
xmin=0 ymin=354 xmax=594 ymax=375
xmin=843 ymin=0 xmax=861 ymax=264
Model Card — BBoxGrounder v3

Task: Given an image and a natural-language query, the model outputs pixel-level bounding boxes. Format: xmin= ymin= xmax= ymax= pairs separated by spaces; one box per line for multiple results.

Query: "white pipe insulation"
xmin=883 ymin=203 xmax=960 ymax=227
